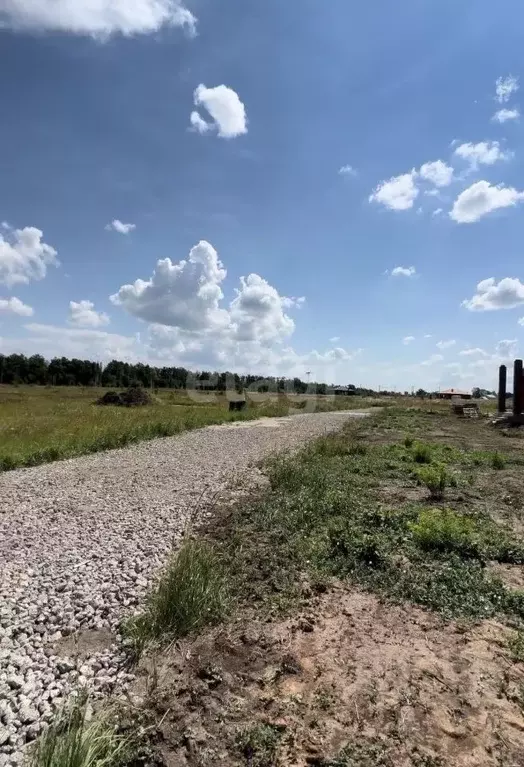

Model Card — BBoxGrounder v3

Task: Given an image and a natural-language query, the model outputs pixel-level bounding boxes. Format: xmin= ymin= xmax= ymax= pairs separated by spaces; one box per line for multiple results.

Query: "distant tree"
xmin=416 ymin=388 xmax=427 ymax=398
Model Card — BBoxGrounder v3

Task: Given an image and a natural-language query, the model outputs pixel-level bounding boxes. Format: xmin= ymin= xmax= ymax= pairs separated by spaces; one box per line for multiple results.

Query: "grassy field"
xmin=0 ymin=385 xmax=379 ymax=471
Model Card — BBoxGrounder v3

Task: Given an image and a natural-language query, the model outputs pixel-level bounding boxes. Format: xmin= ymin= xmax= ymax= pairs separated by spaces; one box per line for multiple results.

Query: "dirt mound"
xmin=96 ymin=387 xmax=153 ymax=407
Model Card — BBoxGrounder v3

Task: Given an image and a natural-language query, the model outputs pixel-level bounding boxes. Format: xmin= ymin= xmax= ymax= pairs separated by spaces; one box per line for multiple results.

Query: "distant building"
xmin=437 ymin=388 xmax=472 ymax=400
xmin=333 ymin=385 xmax=356 ymax=396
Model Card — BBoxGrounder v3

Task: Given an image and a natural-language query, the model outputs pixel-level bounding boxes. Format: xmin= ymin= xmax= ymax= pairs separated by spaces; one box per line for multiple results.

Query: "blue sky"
xmin=1 ymin=0 xmax=524 ymax=390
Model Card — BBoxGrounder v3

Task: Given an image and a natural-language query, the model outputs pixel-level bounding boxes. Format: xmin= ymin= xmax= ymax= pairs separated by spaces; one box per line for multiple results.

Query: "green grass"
xmin=29 ymin=693 xmax=132 ymax=767
xmin=210 ymin=411 xmax=524 ymax=623
xmin=509 ymin=629 xmax=524 ymax=662
xmin=236 ymin=724 xmax=282 ymax=767
xmin=415 ymin=464 xmax=451 ymax=499
xmin=0 ymin=385 xmax=374 ymax=471
xmin=124 ymin=539 xmax=228 ymax=652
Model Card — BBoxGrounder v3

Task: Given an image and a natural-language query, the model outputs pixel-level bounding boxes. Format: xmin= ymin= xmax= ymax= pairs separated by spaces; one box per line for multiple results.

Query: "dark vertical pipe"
xmin=498 ymin=365 xmax=507 ymax=413
xmin=513 ymin=359 xmax=523 ymax=416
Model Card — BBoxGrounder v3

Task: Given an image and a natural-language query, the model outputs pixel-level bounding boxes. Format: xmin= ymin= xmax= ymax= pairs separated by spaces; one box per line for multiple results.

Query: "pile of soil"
xmin=96 ymin=387 xmax=153 ymax=407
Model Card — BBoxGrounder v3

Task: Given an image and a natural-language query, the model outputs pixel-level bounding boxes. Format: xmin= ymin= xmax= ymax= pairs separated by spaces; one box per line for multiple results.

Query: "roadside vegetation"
xmin=31 ymin=403 xmax=524 ymax=767
xmin=0 ymin=385 xmax=374 ymax=472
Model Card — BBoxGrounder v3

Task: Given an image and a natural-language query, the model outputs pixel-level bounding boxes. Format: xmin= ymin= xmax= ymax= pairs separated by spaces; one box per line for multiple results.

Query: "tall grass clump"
xmin=492 ymin=452 xmax=506 ymax=470
xmin=412 ymin=442 xmax=432 ymax=464
xmin=416 ymin=463 xmax=450 ymax=500
xmin=29 ymin=693 xmax=131 ymax=767
xmin=126 ymin=540 xmax=227 ymax=650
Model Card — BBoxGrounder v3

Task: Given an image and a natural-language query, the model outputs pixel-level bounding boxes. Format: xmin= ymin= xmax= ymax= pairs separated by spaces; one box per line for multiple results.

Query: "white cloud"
xmin=191 ymin=84 xmax=247 ymax=139
xmin=496 ymin=339 xmax=518 ymax=359
xmin=339 ymin=165 xmax=357 ymax=176
xmin=459 ymin=348 xmax=489 ymax=357
xmin=492 ymin=108 xmax=520 ymax=124
xmin=229 ymin=274 xmax=295 ymax=344
xmin=105 ymin=219 xmax=136 ymax=235
xmin=1 ymin=324 xmax=139 ymax=362
xmin=111 ymin=240 xmax=229 ymax=331
xmin=421 ymin=354 xmax=444 ymax=366
xmin=0 ymin=226 xmax=59 ymax=287
xmin=462 ymin=277 xmax=524 ymax=311
xmin=403 ymin=336 xmax=415 ymax=345
xmin=0 ymin=296 xmax=33 ymax=316
xmin=369 ymin=171 xmax=418 ymax=211
xmin=450 ymin=181 xmax=524 ymax=224
xmin=518 ymin=317 xmax=524 ymax=327
xmin=496 ymin=75 xmax=519 ymax=104
xmin=436 ymin=339 xmax=456 ymax=350
xmin=329 ymin=336 xmax=340 ymax=343
xmin=68 ymin=300 xmax=110 ymax=328
xmin=0 ymin=0 xmax=195 ymax=38
xmin=453 ymin=141 xmax=511 ymax=171
xmin=189 ymin=111 xmax=212 ymax=135
xmin=424 ymin=334 xmax=432 ymax=338
xmin=391 ymin=266 xmax=416 ymax=277
xmin=419 ymin=160 xmax=454 ymax=187
xmin=432 ymin=208 xmax=443 ymax=217
xmin=1 ymin=222 xmax=10 ymax=230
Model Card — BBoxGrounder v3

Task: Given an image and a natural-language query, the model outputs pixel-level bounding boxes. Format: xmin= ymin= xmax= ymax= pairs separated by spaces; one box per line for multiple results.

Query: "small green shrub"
xmin=404 ymin=435 xmax=414 ymax=448
xmin=236 ymin=724 xmax=281 ymax=767
xmin=413 ymin=442 xmax=432 ymax=464
xmin=509 ymin=629 xmax=524 ymax=662
xmin=29 ymin=693 xmax=132 ymax=767
xmin=126 ymin=540 xmax=227 ymax=649
xmin=409 ymin=508 xmax=480 ymax=558
xmin=492 ymin=452 xmax=506 ymax=470
xmin=416 ymin=463 xmax=449 ymax=499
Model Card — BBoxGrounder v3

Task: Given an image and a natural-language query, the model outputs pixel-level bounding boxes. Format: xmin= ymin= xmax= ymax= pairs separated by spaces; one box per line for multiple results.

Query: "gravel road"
xmin=0 ymin=410 xmax=367 ymax=765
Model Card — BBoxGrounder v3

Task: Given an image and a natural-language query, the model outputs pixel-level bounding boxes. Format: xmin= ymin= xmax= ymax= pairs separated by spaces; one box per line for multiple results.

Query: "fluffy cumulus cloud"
xmin=0 ymin=296 xmax=33 ymax=316
xmin=68 ymin=300 xmax=110 ymax=328
xmin=0 ymin=226 xmax=58 ymax=287
xmin=108 ymin=240 xmax=362 ymax=378
xmin=0 ymin=0 xmax=196 ymax=37
xmin=496 ymin=75 xmax=519 ymax=104
xmin=419 ymin=160 xmax=453 ymax=187
xmin=338 ymin=165 xmax=357 ymax=176
xmin=105 ymin=219 xmax=135 ymax=235
xmin=436 ymin=339 xmax=456 ymax=350
xmin=111 ymin=240 xmax=229 ymax=331
xmin=391 ymin=266 xmax=416 ymax=277
xmin=229 ymin=274 xmax=296 ymax=344
xmin=190 ymin=84 xmax=247 ymax=139
xmin=450 ymin=181 xmax=524 ymax=224
xmin=403 ymin=336 xmax=415 ymax=345
xmin=492 ymin=108 xmax=520 ymax=123
xmin=453 ymin=141 xmax=511 ymax=170
xmin=369 ymin=171 xmax=418 ymax=211
xmin=462 ymin=277 xmax=524 ymax=311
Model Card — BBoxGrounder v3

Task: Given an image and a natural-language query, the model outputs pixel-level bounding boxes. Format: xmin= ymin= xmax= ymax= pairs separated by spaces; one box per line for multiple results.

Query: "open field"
xmin=0 ymin=385 xmax=379 ymax=471
xmin=116 ymin=404 xmax=524 ymax=767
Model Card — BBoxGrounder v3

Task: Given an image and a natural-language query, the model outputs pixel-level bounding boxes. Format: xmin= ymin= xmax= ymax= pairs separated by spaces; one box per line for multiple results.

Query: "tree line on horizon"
xmin=0 ymin=352 xmax=383 ymax=395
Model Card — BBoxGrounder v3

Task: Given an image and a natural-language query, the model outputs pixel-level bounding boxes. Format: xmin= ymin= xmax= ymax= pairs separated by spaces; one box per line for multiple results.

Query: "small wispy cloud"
xmin=339 ymin=165 xmax=357 ymax=176
xmin=391 ymin=266 xmax=416 ymax=278
xmin=403 ymin=335 xmax=415 ymax=345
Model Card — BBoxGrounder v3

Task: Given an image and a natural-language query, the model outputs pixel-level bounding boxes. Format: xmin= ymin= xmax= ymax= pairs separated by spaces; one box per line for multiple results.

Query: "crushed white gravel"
xmin=0 ymin=410 xmax=368 ymax=765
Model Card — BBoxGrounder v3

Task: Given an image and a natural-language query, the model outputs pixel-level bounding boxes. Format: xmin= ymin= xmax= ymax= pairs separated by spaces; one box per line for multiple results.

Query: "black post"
xmin=513 ymin=359 xmax=523 ymax=416
xmin=498 ymin=365 xmax=507 ymax=413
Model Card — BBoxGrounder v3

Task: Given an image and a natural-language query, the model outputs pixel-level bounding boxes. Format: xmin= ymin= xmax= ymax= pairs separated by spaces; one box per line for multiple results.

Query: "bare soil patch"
xmin=131 ymin=588 xmax=524 ymax=767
